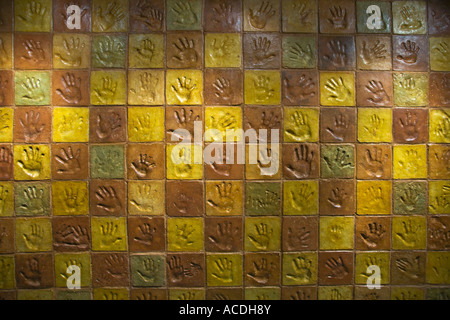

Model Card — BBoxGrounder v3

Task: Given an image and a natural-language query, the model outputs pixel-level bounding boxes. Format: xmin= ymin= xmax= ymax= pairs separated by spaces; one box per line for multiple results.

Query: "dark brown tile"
xmin=14 ymin=33 xmax=51 ymax=70
xmin=428 ymin=0 xmax=450 ymax=35
xmin=243 ymin=33 xmax=280 ymax=69
xmin=204 ymin=69 xmax=243 ymax=106
xmin=0 ymin=145 xmax=13 ymax=180
xmin=282 ymin=70 xmax=319 ymax=106
xmin=127 ymin=143 xmax=165 ymax=180
xmin=131 ymin=288 xmax=168 ymax=300
xmin=0 ymin=291 xmax=16 ymax=300
xmin=393 ymin=108 xmax=428 ymax=144
xmin=92 ymin=253 xmax=129 ymax=287
xmin=319 ymin=0 xmax=355 ymax=34
xmin=53 ymin=216 xmax=91 ymax=252
xmin=166 ymin=253 xmax=205 ymax=287
xmin=206 ymin=288 xmax=244 ymax=300
xmin=13 ymin=107 xmax=52 ymax=143
xmin=51 ymin=144 xmax=89 ymax=180
xmin=165 ymin=106 xmax=203 ymax=142
xmin=391 ymin=251 xmax=426 ymax=285
xmin=320 ymin=108 xmax=356 ymax=143
xmin=244 ymin=253 xmax=280 ymax=286
xmin=0 ymin=70 xmax=14 ymax=106
xmin=128 ymin=216 xmax=165 ymax=252
xmin=53 ymin=0 xmax=91 ymax=32
xmin=90 ymin=180 xmax=126 ymax=216
xmin=205 ymin=143 xmax=244 ymax=180
xmin=428 ymin=216 xmax=450 ymax=250
xmin=0 ymin=0 xmax=13 ymax=32
xmin=166 ymin=181 xmax=204 ymax=217
xmin=282 ymin=216 xmax=318 ymax=251
xmin=205 ymin=217 xmax=243 ymax=252
xmin=166 ymin=32 xmax=203 ymax=69
xmin=129 ymin=0 xmax=165 ymax=32
xmin=243 ymin=107 xmax=282 ymax=143
xmin=204 ymin=0 xmax=242 ymax=32
xmin=319 ymin=180 xmax=355 ymax=215
xmin=393 ymin=35 xmax=429 ymax=71
xmin=52 ymin=70 xmax=90 ymax=106
xmin=89 ymin=107 xmax=127 ymax=143
xmin=356 ymin=144 xmax=392 ymax=179
xmin=0 ymin=218 xmax=14 ymax=253
xmin=356 ymin=35 xmax=392 ymax=70
xmin=356 ymin=72 xmax=393 ymax=107
xmin=429 ymin=145 xmax=450 ymax=180
xmin=318 ymin=251 xmax=353 ymax=285
xmin=429 ymin=72 xmax=450 ymax=107
xmin=16 ymin=253 xmax=54 ymax=289
xmin=355 ymin=216 xmax=391 ymax=250
xmin=319 ymin=36 xmax=355 ymax=70
xmin=283 ymin=143 xmax=319 ymax=179
xmin=282 ymin=287 xmax=317 ymax=300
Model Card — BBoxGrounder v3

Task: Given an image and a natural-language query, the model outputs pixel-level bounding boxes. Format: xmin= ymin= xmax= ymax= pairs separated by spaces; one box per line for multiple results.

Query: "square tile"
xmin=392 ymin=216 xmax=427 ymax=250
xmin=392 ymin=1 xmax=427 ymax=35
xmin=319 ymin=216 xmax=354 ymax=250
xmin=429 ymin=73 xmax=450 ymax=107
xmin=320 ymin=144 xmax=355 ymax=179
xmin=244 ymin=253 xmax=280 ymax=286
xmin=204 ymin=69 xmax=243 ymax=106
xmin=204 ymin=143 xmax=244 ymax=180
xmin=205 ymin=217 xmax=243 ymax=252
xmin=128 ymin=107 xmax=165 ymax=142
xmin=166 ymin=144 xmax=203 ymax=180
xmin=14 ymin=0 xmax=52 ymax=32
xmin=206 ymin=254 xmax=242 ymax=287
xmin=282 ymin=252 xmax=317 ymax=286
xmin=430 ymin=37 xmax=450 ymax=71
xmin=0 ymin=70 xmax=14 ymax=106
xmin=128 ymin=216 xmax=165 ymax=252
xmin=393 ymin=108 xmax=428 ymax=143
xmin=283 ymin=181 xmax=318 ymax=216
xmin=318 ymin=252 xmax=353 ymax=285
xmin=166 ymin=0 xmax=202 ymax=30
xmin=53 ymin=34 xmax=90 ymax=69
xmin=129 ymin=34 xmax=165 ymax=68
xmin=166 ymin=69 xmax=203 ymax=105
xmin=204 ymin=0 xmax=242 ymax=32
xmin=127 ymin=143 xmax=165 ymax=180
xmin=318 ymin=36 xmax=355 ymax=71
xmin=282 ymin=70 xmax=319 ymax=106
xmin=92 ymin=0 xmax=128 ymax=32
xmin=91 ymin=217 xmax=128 ymax=251
xmin=166 ymin=106 xmax=203 ymax=143
xmin=15 ymin=182 xmax=50 ymax=216
xmin=128 ymin=181 xmax=165 ymax=215
xmin=129 ymin=0 xmax=164 ymax=32
xmin=90 ymin=145 xmax=124 ymax=179
xmin=166 ymin=181 xmax=204 ymax=216
xmin=205 ymin=33 xmax=241 ymax=68
xmin=244 ymin=33 xmax=280 ymax=69
xmin=393 ymin=181 xmax=427 ymax=215
xmin=53 ymin=0 xmax=91 ymax=32
xmin=14 ymin=71 xmax=51 ymax=106
xmin=89 ymin=180 xmax=126 ymax=216
xmin=282 ymin=216 xmax=318 ymax=251
xmin=356 ymin=180 xmax=392 ymax=215
xmin=319 ymin=72 xmax=355 ymax=106
xmin=205 ymin=107 xmax=242 ymax=142
xmin=0 ymin=182 xmax=14 ymax=215
xmin=0 ymin=218 xmax=14 ymax=253
xmin=356 ymin=144 xmax=392 ymax=179
xmin=52 ymin=181 xmax=89 ymax=216
xmin=244 ymin=217 xmax=280 ymax=251
xmin=244 ymin=70 xmax=281 ymax=105
xmin=356 ymin=35 xmax=392 ymax=70
xmin=14 ymin=107 xmax=51 ymax=144
xmin=243 ymin=0 xmax=279 ymax=32
xmin=429 ymin=145 xmax=450 ymax=180
xmin=357 ymin=108 xmax=392 ymax=143
xmin=245 ymin=143 xmax=281 ymax=180
xmin=355 ymin=252 xmax=389 ymax=285
xmin=428 ymin=181 xmax=450 ymax=215
xmin=355 ymin=216 xmax=391 ymax=250
xmin=393 ymin=145 xmax=427 ymax=179
xmin=428 ymin=0 xmax=450 ymax=35
xmin=429 ymin=109 xmax=450 ymax=143
xmin=319 ymin=108 xmax=356 ymax=143
xmin=356 ymin=1 xmax=391 ymax=34
xmin=92 ymin=35 xmax=126 ymax=68
xmin=131 ymin=254 xmax=165 ymax=287
xmin=206 ymin=181 xmax=243 ymax=216
xmin=52 ymin=107 xmax=89 ymax=143
xmin=319 ymin=180 xmax=355 ymax=215
xmin=92 ymin=253 xmax=129 ymax=287
xmin=52 ymin=71 xmax=90 ymax=106
xmin=356 ymin=72 xmax=393 ymax=107
xmin=52 ymin=216 xmax=91 ymax=252
xmin=166 ymin=32 xmax=203 ymax=69
xmin=89 ymin=107 xmax=127 ymax=143
xmin=128 ymin=70 xmax=165 ymax=105
xmin=318 ymin=0 xmax=355 ymax=34
xmin=245 ymin=182 xmax=281 ymax=216
xmin=54 ymin=252 xmax=91 ymax=287
xmin=14 ymin=33 xmax=51 ymax=69
xmin=0 ymin=108 xmax=13 ymax=142
xmin=166 ymin=253 xmax=204 ymax=287
xmin=284 ymin=107 xmax=319 ymax=143
xmin=167 ymin=217 xmax=203 ymax=252
xmin=282 ymin=0 xmax=317 ymax=33
xmin=391 ymin=251 xmax=426 ymax=285
xmin=90 ymin=71 xmax=127 ymax=105
xmin=15 ymin=217 xmax=52 ymax=252
xmin=16 ymin=253 xmax=53 ymax=288
xmin=393 ymin=35 xmax=429 ymax=71
xmin=14 ymin=145 xmax=51 ymax=180
xmin=51 ymin=144 xmax=89 ymax=180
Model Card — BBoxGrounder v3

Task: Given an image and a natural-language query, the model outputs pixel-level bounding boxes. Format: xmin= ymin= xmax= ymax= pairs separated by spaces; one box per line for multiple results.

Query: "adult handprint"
xmin=286 ymin=257 xmax=312 ymax=283
xmin=365 ymin=80 xmax=390 ymax=105
xmin=21 ymin=77 xmax=45 ymax=102
xmin=248 ymin=1 xmax=275 ymax=29
xmin=172 ymin=37 xmax=198 ymax=66
xmin=362 ymin=147 xmax=388 ymax=178
xmin=327 ymin=188 xmax=347 ymax=209
xmin=360 ymin=40 xmax=387 ymax=65
xmin=19 ymin=111 xmax=45 ymax=142
xmin=287 ymin=42 xmax=313 ymax=66
xmin=247 ymin=258 xmax=274 ymax=284
xmin=99 ymin=222 xmax=123 ymax=248
xmin=253 ymin=37 xmax=276 ymax=65
xmin=135 ymin=39 xmax=155 ymax=61
xmin=324 ymin=40 xmax=347 ymax=68
xmin=21 ymin=39 xmax=45 ymax=62
xmin=360 ymin=222 xmax=385 ymax=248
xmin=285 ymin=144 xmax=314 ymax=178
xmin=171 ymin=76 xmax=196 ymax=103
xmin=131 ymin=154 xmax=156 ymax=179
xmin=283 ymin=75 xmax=316 ymax=103
xmin=399 ymin=6 xmax=422 ymax=31
xmin=55 ymin=37 xmax=85 ymax=67
xmin=208 ymin=222 xmax=238 ymax=251
xmin=18 ymin=1 xmax=47 ymax=28
xmin=17 ymin=146 xmax=45 ymax=178
xmin=207 ymin=182 xmax=234 ymax=214
xmin=399 ymin=111 xmax=419 ymax=142
xmin=211 ymin=258 xmax=233 ymax=283
xmin=133 ymin=0 xmax=163 ymax=30
xmin=95 ymin=186 xmax=122 ymax=214
xmin=396 ymin=221 xmax=420 ymax=247
xmin=254 ymin=76 xmax=274 ymax=102
xmin=23 ymin=224 xmax=44 ymax=250
xmin=324 ymin=77 xmax=351 ymax=102
xmin=20 ymin=186 xmax=44 ymax=215
xmin=94 ymin=38 xmax=125 ymax=67
xmin=328 ymin=5 xmax=346 ymax=29
xmin=134 ymin=223 xmax=156 ymax=246
xmin=285 ymin=111 xmax=311 ymax=141
xmin=95 ymin=113 xmax=122 ymax=140
xmin=325 ymin=257 xmax=349 ymax=279
xmin=93 ymin=77 xmax=117 ymax=104
xmin=95 ymin=1 xmax=125 ymax=31
xmin=171 ymin=1 xmax=198 ymax=26
xmin=290 ymin=184 xmax=314 ymax=212
xmin=248 ymin=223 xmax=272 ymax=250
xmin=130 ymin=183 xmax=155 ymax=213
xmin=130 ymin=72 xmax=158 ymax=103
xmin=56 ymin=73 xmax=82 ymax=104
xmin=326 ymin=114 xmax=348 ymax=141
xmin=397 ymin=40 xmax=420 ymax=64
xmin=213 ymin=78 xmax=233 ymax=102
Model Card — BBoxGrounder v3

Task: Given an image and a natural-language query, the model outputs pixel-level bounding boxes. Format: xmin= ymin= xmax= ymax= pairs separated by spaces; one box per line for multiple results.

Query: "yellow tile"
xmin=320 ymin=72 xmax=355 ymax=106
xmin=206 ymin=254 xmax=243 ymax=286
xmin=205 ymin=33 xmax=242 ymax=68
xmin=393 ymin=145 xmax=427 ymax=179
xmin=358 ymin=108 xmax=392 ymax=142
xmin=166 ymin=144 xmax=203 ymax=180
xmin=128 ymin=70 xmax=165 ymax=105
xmin=91 ymin=217 xmax=128 ymax=251
xmin=284 ymin=108 xmax=319 ymax=142
xmin=318 ymin=286 xmax=353 ymax=300
xmin=0 ymin=108 xmax=13 ymax=142
xmin=283 ymin=181 xmax=318 ymax=215
xmin=129 ymin=34 xmax=164 ymax=68
xmin=54 ymin=253 xmax=91 ymax=288
xmin=53 ymin=34 xmax=90 ymax=69
xmin=319 ymin=216 xmax=354 ymax=250
xmin=93 ymin=288 xmax=129 ymax=300
xmin=92 ymin=0 xmax=128 ymax=32
xmin=53 ymin=108 xmax=89 ymax=143
xmin=18 ymin=289 xmax=53 ymax=300
xmin=0 ymin=255 xmax=15 ymax=289
xmin=91 ymin=71 xmax=126 ymax=105
xmin=14 ymin=145 xmax=51 ymax=180
xmin=244 ymin=217 xmax=281 ymax=251
xmin=128 ymin=107 xmax=165 ymax=142
xmin=244 ymin=70 xmax=281 ymax=105
xmin=166 ymin=70 xmax=203 ymax=105
xmin=0 ymin=33 xmax=13 ymax=69
xmin=393 ymin=73 xmax=428 ymax=107
xmin=206 ymin=181 xmax=243 ymax=216
xmin=430 ymin=37 xmax=450 ymax=71
xmin=15 ymin=217 xmax=52 ymax=252
xmin=205 ymin=107 xmax=242 ymax=142
xmin=357 ymin=180 xmax=392 ymax=215
xmin=391 ymin=287 xmax=424 ymax=300
xmin=14 ymin=0 xmax=52 ymax=32
xmin=128 ymin=181 xmax=165 ymax=215
xmin=0 ymin=182 xmax=14 ymax=217
xmin=52 ymin=181 xmax=89 ymax=216
xmin=355 ymin=252 xmax=390 ymax=285
xmin=426 ymin=252 xmax=450 ymax=285
xmin=429 ymin=181 xmax=450 ymax=214
xmin=282 ymin=252 xmax=317 ymax=285
xmin=169 ymin=289 xmax=205 ymax=300
xmin=392 ymin=216 xmax=427 ymax=250
xmin=245 ymin=144 xmax=281 ymax=180
xmin=167 ymin=217 xmax=203 ymax=252
xmin=429 ymin=109 xmax=450 ymax=143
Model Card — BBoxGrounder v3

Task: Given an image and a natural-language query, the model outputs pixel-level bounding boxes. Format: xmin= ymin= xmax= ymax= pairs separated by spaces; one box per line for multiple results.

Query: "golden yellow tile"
xmin=0 ymin=182 xmax=14 ymax=217
xmin=91 ymin=71 xmax=126 ymax=105
xmin=429 ymin=181 xmax=450 ymax=214
xmin=392 ymin=216 xmax=427 ymax=250
xmin=18 ymin=289 xmax=53 ymax=300
xmin=15 ymin=217 xmax=52 ymax=252
xmin=53 ymin=34 xmax=90 ymax=69
xmin=318 ymin=286 xmax=353 ymax=300
xmin=355 ymin=252 xmax=390 ymax=285
xmin=320 ymin=72 xmax=355 ymax=106
xmin=429 ymin=109 xmax=450 ymax=143
xmin=243 ymin=0 xmax=280 ymax=32
xmin=282 ymin=0 xmax=317 ymax=33
xmin=0 ymin=255 xmax=15 ymax=289
xmin=283 ymin=181 xmax=318 ymax=215
xmin=166 ymin=70 xmax=203 ymax=105
xmin=128 ymin=70 xmax=165 ymax=105
xmin=393 ymin=145 xmax=427 ymax=179
xmin=244 ymin=70 xmax=281 ymax=105
xmin=128 ymin=107 xmax=165 ymax=142
xmin=0 ymin=108 xmax=13 ymax=142
xmin=14 ymin=0 xmax=52 ymax=32
xmin=206 ymin=181 xmax=243 ymax=216
xmin=205 ymin=33 xmax=242 ymax=68
xmin=128 ymin=181 xmax=165 ymax=215
xmin=357 ymin=108 xmax=392 ymax=142
xmin=92 ymin=0 xmax=128 ymax=32
xmin=93 ymin=288 xmax=129 ymax=300
xmin=319 ymin=216 xmax=354 ymax=250
xmin=426 ymin=252 xmax=450 ymax=285
xmin=52 ymin=181 xmax=89 ymax=216
xmin=129 ymin=34 xmax=164 ymax=69
xmin=284 ymin=107 xmax=319 ymax=142
xmin=357 ymin=180 xmax=392 ymax=215
xmin=393 ymin=73 xmax=428 ymax=107
xmin=282 ymin=252 xmax=317 ymax=285
xmin=244 ymin=217 xmax=281 ymax=251
xmin=430 ymin=37 xmax=450 ymax=71
xmin=167 ymin=217 xmax=203 ymax=252
xmin=166 ymin=144 xmax=203 ymax=180
xmin=244 ymin=288 xmax=280 ymax=300
xmin=206 ymin=254 xmax=243 ymax=286
xmin=245 ymin=144 xmax=281 ymax=180
xmin=91 ymin=217 xmax=128 ymax=251
xmin=169 ymin=289 xmax=205 ymax=300
xmin=14 ymin=145 xmax=51 ymax=180
xmin=391 ymin=287 xmax=424 ymax=300
xmin=205 ymin=107 xmax=242 ymax=142
xmin=54 ymin=253 xmax=91 ymax=288
xmin=0 ymin=33 xmax=13 ymax=69
xmin=53 ymin=108 xmax=89 ymax=143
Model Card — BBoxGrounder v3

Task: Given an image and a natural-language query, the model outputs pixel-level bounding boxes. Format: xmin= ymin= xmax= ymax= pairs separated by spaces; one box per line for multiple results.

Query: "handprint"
xmin=56 ymin=73 xmax=82 ymax=104
xmin=433 ymin=41 xmax=450 ymax=66
xmin=0 ymin=147 xmax=12 ymax=180
xmin=213 ymin=78 xmax=233 ymax=102
xmin=104 ymin=254 xmax=126 ymax=278
xmin=325 ymin=257 xmax=349 ymax=279
xmin=19 ymin=111 xmax=45 ymax=142
xmin=0 ymin=186 xmax=9 ymax=215
xmin=208 ymin=222 xmax=238 ymax=251
xmin=134 ymin=223 xmax=156 ymax=246
xmin=253 ymin=37 xmax=276 ymax=65
xmin=99 ymin=222 xmax=123 ymax=248
xmin=172 ymin=193 xmax=193 ymax=215
xmin=360 ymin=40 xmax=387 ymax=65
xmin=287 ymin=42 xmax=313 ymax=66
xmin=248 ymin=223 xmax=272 ymax=250
xmin=285 ymin=144 xmax=314 ymax=178
xmin=0 ymin=75 xmax=8 ymax=104
xmin=167 ymin=108 xmax=200 ymax=140
xmin=171 ymin=1 xmax=198 ymax=26
xmin=95 ymin=1 xmax=125 ymax=31
xmin=398 ymin=111 xmax=419 ymax=142
xmin=360 ymin=222 xmax=385 ymax=248
xmin=248 ymin=1 xmax=275 ymax=29
xmin=323 ymin=147 xmax=353 ymax=171
xmin=212 ymin=258 xmax=233 ymax=283
xmin=434 ymin=116 xmax=450 ymax=141
xmin=396 ymin=256 xmax=421 ymax=280
xmin=363 ymin=114 xmax=384 ymax=138
xmin=396 ymin=221 xmax=420 ymax=247
xmin=54 ymin=37 xmax=85 ymax=67
xmin=93 ymin=77 xmax=117 ymax=104
xmin=23 ymin=224 xmax=44 ymax=250
xmin=172 ymin=37 xmax=198 ymax=67
xmin=138 ymin=258 xmax=159 ymax=283
xmin=167 ymin=256 xmax=188 ymax=283
xmin=327 ymin=188 xmax=347 ymax=209
xmin=19 ymin=258 xmax=41 ymax=287
xmin=130 ymin=183 xmax=156 ymax=213
xmin=60 ymin=186 xmax=87 ymax=213
xmin=133 ymin=114 xmax=157 ymax=141
xmin=95 ymin=186 xmax=122 ymax=214
xmin=19 ymin=186 xmax=44 ymax=215
xmin=328 ymin=5 xmax=346 ymax=29
xmin=171 ymin=76 xmax=196 ymax=103
xmin=287 ymin=226 xmax=310 ymax=249
xmin=95 ymin=113 xmax=122 ymax=141
xmin=362 ymin=148 xmax=388 ymax=178
xmin=21 ymin=39 xmax=45 ymax=62
xmin=207 ymin=182 xmax=234 ymax=214
xmin=57 ymin=114 xmax=84 ymax=137
xmin=247 ymin=258 xmax=275 ymax=284
xmin=17 ymin=1 xmax=47 ymax=28
xmin=0 ymin=38 xmax=8 ymax=65
xmin=94 ymin=38 xmax=125 ymax=67
xmin=173 ymin=147 xmax=193 ymax=178
xmin=365 ymin=80 xmax=390 ymax=105
xmin=363 ymin=186 xmax=386 ymax=212
xmin=210 ymin=113 xmax=238 ymax=133
xmin=324 ymin=77 xmax=351 ymax=102
xmin=212 ymin=1 xmax=235 ymax=26
xmin=431 ymin=256 xmax=450 ymax=283
xmin=133 ymin=0 xmax=163 ymax=30
xmin=17 ymin=146 xmax=45 ymax=178
xmin=135 ymin=39 xmax=155 ymax=61
xmin=287 ymin=257 xmax=312 ymax=283
xmin=283 ymin=75 xmax=316 ymax=103
xmin=254 ymin=76 xmax=274 ymax=102
xmin=360 ymin=257 xmax=383 ymax=278
xmin=291 ymin=1 xmax=312 ymax=25
xmin=398 ymin=149 xmax=421 ymax=175
xmin=131 ymin=154 xmax=156 ymax=179
xmin=290 ymin=184 xmax=314 ymax=212
xmin=173 ymin=224 xmax=195 ymax=249
xmin=329 ymin=225 xmax=344 ymax=243
xmin=21 ymin=77 xmax=45 ymax=102
xmin=54 ymin=224 xmax=89 ymax=249
xmin=397 ymin=40 xmax=420 ymax=64
xmin=285 ymin=111 xmax=311 ymax=141
xmin=130 ymin=72 xmax=159 ymax=103
xmin=324 ymin=40 xmax=347 ymax=68
xmin=399 ymin=6 xmax=422 ymax=31
xmin=326 ymin=114 xmax=348 ymax=141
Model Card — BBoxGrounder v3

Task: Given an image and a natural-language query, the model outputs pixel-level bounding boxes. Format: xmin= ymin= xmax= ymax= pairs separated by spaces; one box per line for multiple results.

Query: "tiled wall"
xmin=0 ymin=0 xmax=449 ymax=300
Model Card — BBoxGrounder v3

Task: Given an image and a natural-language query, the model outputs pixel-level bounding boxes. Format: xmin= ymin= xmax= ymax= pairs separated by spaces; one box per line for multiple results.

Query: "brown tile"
xmin=204 ymin=69 xmax=243 ymax=106
xmin=51 ymin=144 xmax=89 ymax=180
xmin=243 ymin=107 xmax=281 ymax=143
xmin=204 ymin=0 xmax=242 ymax=32
xmin=92 ymin=253 xmax=129 ymax=287
xmin=429 ymin=72 xmax=450 ymax=107
xmin=13 ymin=107 xmax=52 ymax=143
xmin=90 ymin=180 xmax=126 ymax=216
xmin=283 ymin=143 xmax=319 ymax=179
xmin=0 ymin=145 xmax=13 ymax=180
xmin=129 ymin=0 xmax=165 ymax=32
xmin=391 ymin=251 xmax=426 ymax=285
xmin=356 ymin=35 xmax=392 ymax=70
xmin=319 ymin=180 xmax=355 ymax=215
xmin=166 ymin=32 xmax=203 ymax=69
xmin=89 ymin=107 xmax=127 ymax=143
xmin=0 ymin=291 xmax=16 ymax=300
xmin=165 ymin=106 xmax=203 ymax=142
xmin=166 ymin=181 xmax=204 ymax=217
xmin=53 ymin=0 xmax=91 ymax=32
xmin=282 ymin=287 xmax=317 ymax=300
xmin=319 ymin=36 xmax=355 ymax=71
xmin=320 ymin=108 xmax=356 ymax=143
xmin=205 ymin=217 xmax=243 ymax=252
xmin=52 ymin=70 xmax=90 ymax=106
xmin=0 ymin=218 xmax=14 ymax=253
xmin=53 ymin=216 xmax=91 ymax=252
xmin=428 ymin=216 xmax=450 ymax=250
xmin=0 ymin=70 xmax=14 ymax=106
xmin=393 ymin=35 xmax=429 ymax=71
xmin=428 ymin=0 xmax=450 ymax=35
xmin=206 ymin=288 xmax=244 ymax=300
xmin=205 ymin=143 xmax=244 ymax=180
xmin=127 ymin=143 xmax=165 ymax=180
xmin=131 ymin=288 xmax=168 ymax=300
xmin=393 ymin=108 xmax=428 ymax=144
xmin=356 ymin=144 xmax=392 ymax=179
xmin=354 ymin=286 xmax=390 ymax=300
xmin=14 ymin=33 xmax=51 ymax=70
xmin=244 ymin=253 xmax=280 ymax=286
xmin=356 ymin=72 xmax=393 ymax=107
xmin=243 ymin=33 xmax=280 ymax=69
xmin=166 ymin=253 xmax=205 ymax=287
xmin=282 ymin=70 xmax=319 ymax=106
xmin=318 ymin=251 xmax=353 ymax=285
xmin=429 ymin=145 xmax=450 ymax=180
xmin=355 ymin=216 xmax=391 ymax=250
xmin=16 ymin=253 xmax=54 ymax=289
xmin=319 ymin=0 xmax=355 ymax=34
xmin=0 ymin=0 xmax=13 ymax=32
xmin=282 ymin=216 xmax=318 ymax=251
xmin=128 ymin=216 xmax=165 ymax=252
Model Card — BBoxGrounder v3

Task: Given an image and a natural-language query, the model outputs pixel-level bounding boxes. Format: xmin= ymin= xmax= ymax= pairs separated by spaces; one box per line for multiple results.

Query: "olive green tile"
xmin=167 ymin=217 xmax=203 ymax=252
xmin=244 ymin=217 xmax=281 ymax=251
xmin=90 ymin=145 xmax=124 ymax=179
xmin=282 ymin=252 xmax=317 ymax=286
xmin=90 ymin=71 xmax=127 ymax=105
xmin=91 ymin=217 xmax=128 ymax=251
xmin=131 ymin=254 xmax=165 ymax=287
xmin=245 ymin=182 xmax=281 ymax=216
xmin=282 ymin=35 xmax=316 ymax=69
xmin=15 ymin=182 xmax=50 ymax=216
xmin=206 ymin=254 xmax=243 ymax=287
xmin=15 ymin=71 xmax=50 ymax=106
xmin=14 ymin=0 xmax=52 ymax=32
xmin=15 ymin=217 xmax=52 ymax=252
